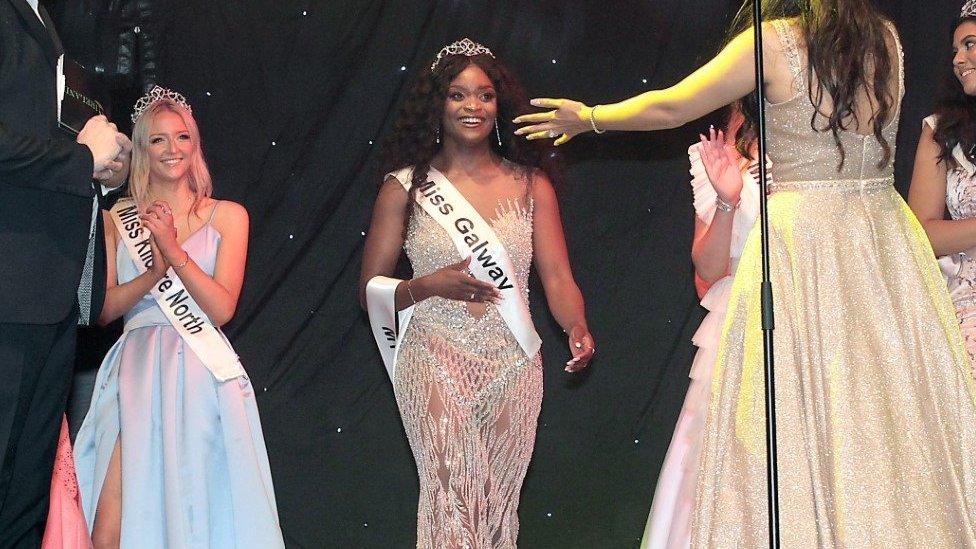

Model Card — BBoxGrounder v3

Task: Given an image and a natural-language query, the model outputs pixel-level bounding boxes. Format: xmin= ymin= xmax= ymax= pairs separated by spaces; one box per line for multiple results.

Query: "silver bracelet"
xmin=405 ymin=279 xmax=417 ymax=305
xmin=715 ymin=196 xmax=738 ymax=213
xmin=589 ymin=105 xmax=606 ymax=134
xmin=172 ymin=252 xmax=190 ymax=270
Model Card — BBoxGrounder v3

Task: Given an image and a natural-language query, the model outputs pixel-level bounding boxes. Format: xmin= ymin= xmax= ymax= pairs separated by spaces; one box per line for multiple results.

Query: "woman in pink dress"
xmin=909 ymin=4 xmax=976 ymax=377
xmin=641 ymin=124 xmax=764 ymax=548
xmin=41 ymin=419 xmax=92 ymax=549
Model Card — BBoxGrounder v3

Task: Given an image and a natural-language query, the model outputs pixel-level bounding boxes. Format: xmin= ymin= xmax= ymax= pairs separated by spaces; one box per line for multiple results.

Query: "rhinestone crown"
xmin=131 ymin=85 xmax=193 ymax=123
xmin=963 ymin=0 xmax=976 ymax=18
xmin=430 ymin=38 xmax=494 ymax=71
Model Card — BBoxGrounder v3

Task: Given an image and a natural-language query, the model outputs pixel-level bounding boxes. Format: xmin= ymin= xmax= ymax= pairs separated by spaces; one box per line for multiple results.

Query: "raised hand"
xmin=698 ymin=127 xmax=742 ymax=206
xmin=77 ymin=115 xmax=125 ymax=180
xmin=513 ymin=98 xmax=591 ymax=146
xmin=423 ymin=256 xmax=502 ymax=303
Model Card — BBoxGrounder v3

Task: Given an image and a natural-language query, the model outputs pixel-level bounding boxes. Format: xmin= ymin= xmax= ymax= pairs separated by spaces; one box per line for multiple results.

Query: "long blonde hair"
xmin=129 ymin=99 xmax=212 ymax=214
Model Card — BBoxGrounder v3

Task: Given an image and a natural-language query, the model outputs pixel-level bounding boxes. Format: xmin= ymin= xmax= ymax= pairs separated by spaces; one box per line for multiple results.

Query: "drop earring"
xmin=495 ymin=118 xmax=502 ymax=147
xmin=436 ymin=126 xmax=441 ymax=145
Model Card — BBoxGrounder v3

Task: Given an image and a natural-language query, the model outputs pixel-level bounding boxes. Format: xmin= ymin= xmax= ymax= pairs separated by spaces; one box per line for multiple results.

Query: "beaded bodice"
xmin=766 ymin=19 xmax=903 ymax=185
xmin=404 ymin=194 xmax=534 ymax=330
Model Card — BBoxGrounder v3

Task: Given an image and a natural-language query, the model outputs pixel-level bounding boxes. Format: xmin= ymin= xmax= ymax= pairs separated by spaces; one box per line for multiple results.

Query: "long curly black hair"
xmin=380 ymin=47 xmax=559 ymax=203
xmin=932 ymin=16 xmax=976 ymax=169
xmin=728 ymin=0 xmax=895 ymax=170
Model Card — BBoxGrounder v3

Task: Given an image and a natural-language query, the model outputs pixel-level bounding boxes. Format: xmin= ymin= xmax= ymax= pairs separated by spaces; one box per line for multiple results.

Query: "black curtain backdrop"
xmin=58 ymin=0 xmax=961 ymax=547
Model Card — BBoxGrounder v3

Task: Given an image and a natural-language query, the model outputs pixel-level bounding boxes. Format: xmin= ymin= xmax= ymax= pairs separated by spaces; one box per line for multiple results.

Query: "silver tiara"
xmin=430 ymin=38 xmax=494 ymax=71
xmin=131 ymin=85 xmax=193 ymax=123
xmin=964 ymin=0 xmax=976 ymax=18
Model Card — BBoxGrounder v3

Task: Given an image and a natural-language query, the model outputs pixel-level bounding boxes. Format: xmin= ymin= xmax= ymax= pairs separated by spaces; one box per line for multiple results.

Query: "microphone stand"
xmin=751 ymin=2 xmax=780 ymax=547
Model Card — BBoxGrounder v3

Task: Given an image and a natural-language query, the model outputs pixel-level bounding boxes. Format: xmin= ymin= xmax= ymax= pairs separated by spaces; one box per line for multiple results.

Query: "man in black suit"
xmin=0 ymin=0 xmax=130 ymax=545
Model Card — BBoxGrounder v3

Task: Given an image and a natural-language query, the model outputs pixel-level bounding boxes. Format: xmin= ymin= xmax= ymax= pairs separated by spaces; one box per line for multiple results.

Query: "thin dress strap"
xmin=771 ymin=19 xmax=803 ymax=84
xmin=884 ymin=20 xmax=906 ymax=105
xmin=206 ymin=200 xmax=220 ymax=224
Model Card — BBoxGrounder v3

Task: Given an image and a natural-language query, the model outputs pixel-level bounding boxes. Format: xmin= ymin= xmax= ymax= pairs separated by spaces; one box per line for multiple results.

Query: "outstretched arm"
xmin=514 ymin=24 xmax=788 ymax=144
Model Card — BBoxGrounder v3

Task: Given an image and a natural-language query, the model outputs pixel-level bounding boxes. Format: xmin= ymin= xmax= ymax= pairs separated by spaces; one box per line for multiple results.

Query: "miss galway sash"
xmin=110 ymin=198 xmax=245 ymax=381
xmin=366 ymin=166 xmax=542 ymax=380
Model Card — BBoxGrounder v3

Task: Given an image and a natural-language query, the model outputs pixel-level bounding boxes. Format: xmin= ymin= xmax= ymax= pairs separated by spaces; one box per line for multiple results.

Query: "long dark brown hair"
xmin=381 ymin=48 xmax=558 ymax=201
xmin=932 ymin=16 xmax=976 ymax=168
xmin=730 ymin=0 xmax=896 ymax=169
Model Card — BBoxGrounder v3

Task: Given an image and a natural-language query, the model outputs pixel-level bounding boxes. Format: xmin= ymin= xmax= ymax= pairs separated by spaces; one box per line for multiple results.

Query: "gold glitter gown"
xmin=691 ymin=20 xmax=976 ymax=547
xmin=396 ymin=186 xmax=542 ymax=549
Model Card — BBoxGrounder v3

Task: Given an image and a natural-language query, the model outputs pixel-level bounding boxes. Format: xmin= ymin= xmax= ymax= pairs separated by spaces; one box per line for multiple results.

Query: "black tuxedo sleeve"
xmin=0 ymin=120 xmax=95 ymax=198
xmin=98 ymin=182 xmax=127 ymax=209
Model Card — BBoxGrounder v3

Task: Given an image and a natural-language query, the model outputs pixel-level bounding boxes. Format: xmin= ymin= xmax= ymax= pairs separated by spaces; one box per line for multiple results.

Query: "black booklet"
xmin=59 ymin=58 xmax=109 ymax=135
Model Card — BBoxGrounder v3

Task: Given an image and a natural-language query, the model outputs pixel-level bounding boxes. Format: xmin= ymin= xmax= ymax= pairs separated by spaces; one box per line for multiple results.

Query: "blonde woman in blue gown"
xmin=73 ymin=89 xmax=284 ymax=548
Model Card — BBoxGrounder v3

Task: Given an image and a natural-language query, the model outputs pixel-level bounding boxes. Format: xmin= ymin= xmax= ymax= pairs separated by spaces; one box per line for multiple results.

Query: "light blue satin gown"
xmin=74 ymin=204 xmax=284 ymax=548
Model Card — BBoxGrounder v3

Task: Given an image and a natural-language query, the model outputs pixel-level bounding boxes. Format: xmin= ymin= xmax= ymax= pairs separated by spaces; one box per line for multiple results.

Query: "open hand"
xmin=698 ymin=127 xmax=742 ymax=206
xmin=513 ymin=98 xmax=591 ymax=146
xmin=425 ymin=256 xmax=502 ymax=303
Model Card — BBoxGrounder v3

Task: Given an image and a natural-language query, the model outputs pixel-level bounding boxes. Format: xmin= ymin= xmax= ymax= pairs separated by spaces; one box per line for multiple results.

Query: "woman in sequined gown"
xmin=909 ymin=12 xmax=976 ymax=378
xmin=360 ymin=43 xmax=594 ymax=548
xmin=516 ymin=0 xmax=976 ymax=546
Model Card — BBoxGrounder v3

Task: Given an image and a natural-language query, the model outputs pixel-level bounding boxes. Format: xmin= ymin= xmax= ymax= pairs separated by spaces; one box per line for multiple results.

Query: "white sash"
xmin=366 ymin=276 xmax=415 ymax=380
xmin=110 ymin=198 xmax=245 ymax=381
xmin=366 ymin=166 xmax=542 ymax=380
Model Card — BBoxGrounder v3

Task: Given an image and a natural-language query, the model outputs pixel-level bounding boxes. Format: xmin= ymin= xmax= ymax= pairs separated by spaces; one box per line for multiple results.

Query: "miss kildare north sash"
xmin=367 ymin=166 xmax=542 ymax=380
xmin=111 ymin=198 xmax=245 ymax=381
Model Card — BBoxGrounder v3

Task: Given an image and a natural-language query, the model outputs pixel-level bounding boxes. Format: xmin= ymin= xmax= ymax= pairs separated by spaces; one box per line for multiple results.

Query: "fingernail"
xmin=530 ymin=99 xmax=541 ymax=106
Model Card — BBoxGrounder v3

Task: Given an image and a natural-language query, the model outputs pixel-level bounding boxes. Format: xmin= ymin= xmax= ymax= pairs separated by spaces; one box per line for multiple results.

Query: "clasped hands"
xmin=77 ymin=115 xmax=132 ymax=183
xmin=139 ymin=201 xmax=187 ymax=279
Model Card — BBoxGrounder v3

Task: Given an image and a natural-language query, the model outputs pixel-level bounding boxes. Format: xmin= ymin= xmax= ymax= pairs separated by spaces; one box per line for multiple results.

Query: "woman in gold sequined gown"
xmin=360 ymin=41 xmax=594 ymax=548
xmin=516 ymin=0 xmax=976 ymax=546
